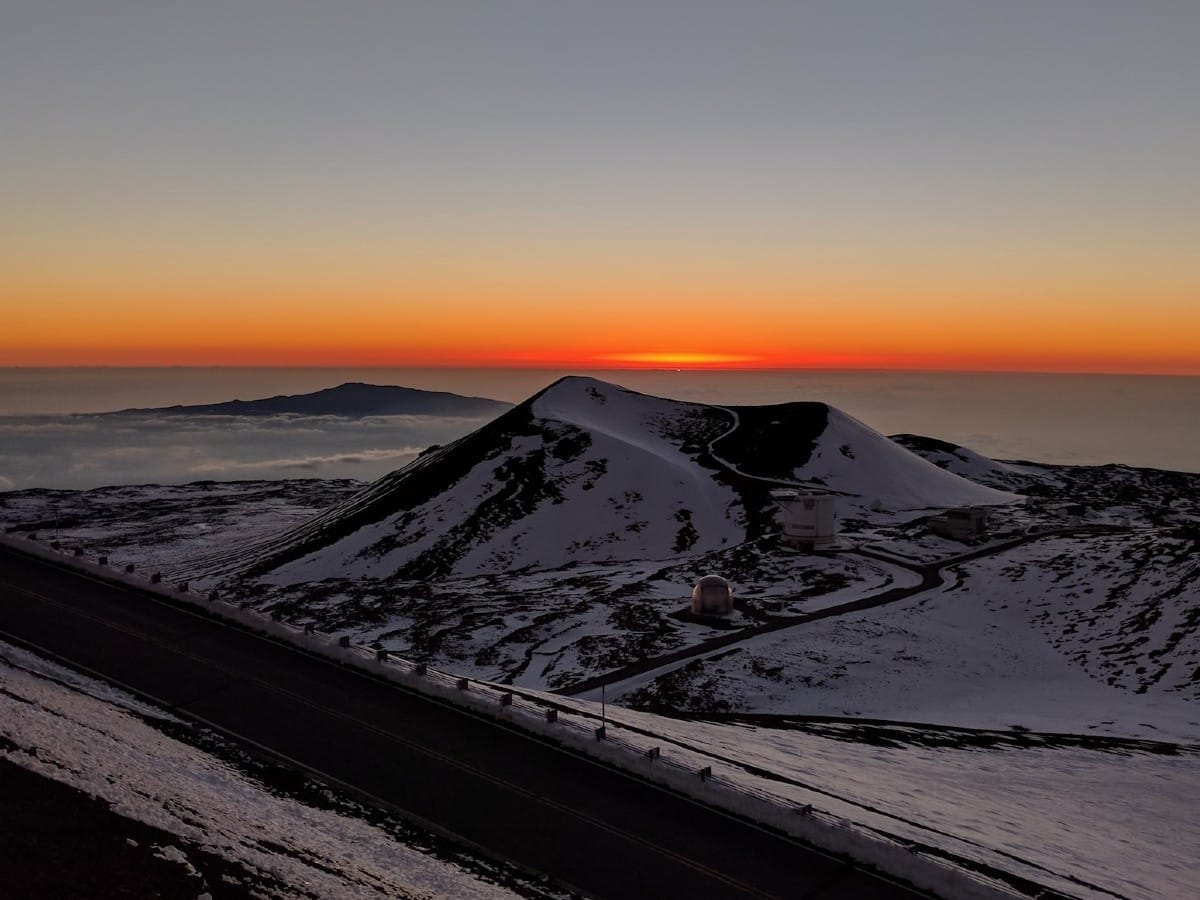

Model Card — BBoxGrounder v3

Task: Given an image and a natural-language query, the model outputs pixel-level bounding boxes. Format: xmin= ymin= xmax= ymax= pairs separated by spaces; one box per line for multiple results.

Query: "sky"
xmin=2 ymin=1 xmax=1198 ymax=373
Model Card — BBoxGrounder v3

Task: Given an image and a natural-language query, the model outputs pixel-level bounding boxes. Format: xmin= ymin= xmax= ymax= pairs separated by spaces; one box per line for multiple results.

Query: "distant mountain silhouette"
xmin=110 ymin=383 xmax=511 ymax=418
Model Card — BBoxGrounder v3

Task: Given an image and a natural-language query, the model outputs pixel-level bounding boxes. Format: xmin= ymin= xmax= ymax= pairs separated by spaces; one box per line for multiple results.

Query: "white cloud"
xmin=0 ymin=413 xmax=481 ymax=490
xmin=0 ymin=419 xmax=97 ymax=434
xmin=188 ymin=448 xmax=424 ymax=475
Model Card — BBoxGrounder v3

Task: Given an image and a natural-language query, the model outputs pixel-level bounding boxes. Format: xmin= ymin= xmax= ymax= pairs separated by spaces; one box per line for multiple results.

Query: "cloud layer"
xmin=0 ymin=413 xmax=487 ymax=490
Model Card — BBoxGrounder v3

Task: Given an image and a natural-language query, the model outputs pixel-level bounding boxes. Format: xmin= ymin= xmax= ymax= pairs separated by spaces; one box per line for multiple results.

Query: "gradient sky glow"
xmin=3 ymin=2 xmax=1198 ymax=372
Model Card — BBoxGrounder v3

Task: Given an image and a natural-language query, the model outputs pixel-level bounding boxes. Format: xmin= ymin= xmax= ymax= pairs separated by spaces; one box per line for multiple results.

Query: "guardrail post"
xmin=207 ymin=590 xmax=218 ymax=602
xmin=98 ymin=555 xmax=107 ymax=566
xmin=125 ymin=563 xmax=135 ymax=573
xmin=177 ymin=581 xmax=189 ymax=593
xmin=375 ymin=648 xmax=388 ymax=662
xmin=545 ymin=708 xmax=558 ymax=723
xmin=270 ymin=610 xmax=282 ymax=622
xmin=456 ymin=677 xmax=469 ymax=690
xmin=413 ymin=662 xmax=427 ymax=677
xmin=645 ymin=746 xmax=660 ymax=761
xmin=499 ymin=692 xmax=513 ymax=707
xmin=303 ymin=623 xmax=315 ymax=635
xmin=151 ymin=572 xmax=162 ymax=584
xmin=698 ymin=766 xmax=712 ymax=781
xmin=337 ymin=636 xmax=350 ymax=648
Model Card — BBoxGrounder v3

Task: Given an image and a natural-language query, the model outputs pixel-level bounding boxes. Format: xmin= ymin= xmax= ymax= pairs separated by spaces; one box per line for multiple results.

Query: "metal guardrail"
xmin=5 ymin=533 xmax=846 ymax=808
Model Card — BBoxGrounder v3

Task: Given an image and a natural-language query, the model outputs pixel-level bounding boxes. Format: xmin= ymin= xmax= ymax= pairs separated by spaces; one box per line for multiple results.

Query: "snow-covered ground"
xmin=0 ymin=639 xmax=563 ymax=900
xmin=796 ymin=408 xmax=1017 ymax=510
xmin=611 ymin=566 xmax=1199 ymax=742
xmin=0 ymin=479 xmax=363 ymax=580
xmin=242 ymin=543 xmax=913 ymax=691
xmin=960 ymin=532 xmax=1200 ymax=701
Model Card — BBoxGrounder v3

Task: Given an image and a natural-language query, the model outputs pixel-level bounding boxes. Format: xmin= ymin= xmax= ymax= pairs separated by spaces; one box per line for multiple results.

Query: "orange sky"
xmin=4 ymin=261 xmax=1198 ymax=373
xmin=5 ymin=5 xmax=1200 ymax=375
xmin=4 ymin=295 xmax=1197 ymax=373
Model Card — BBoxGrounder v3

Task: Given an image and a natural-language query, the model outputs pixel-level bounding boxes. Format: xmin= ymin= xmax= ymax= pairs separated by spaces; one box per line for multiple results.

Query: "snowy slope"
xmin=618 ymin=558 xmax=1200 ymax=740
xmin=198 ymin=377 xmax=1017 ymax=584
xmin=189 ymin=374 xmax=1022 ymax=580
xmin=0 ymin=640 xmax=551 ymax=900
xmin=796 ymin=410 xmax=1016 ymax=509
xmin=891 ymin=432 xmax=1200 ymax=525
xmin=541 ymin=699 xmax=1200 ymax=900
xmin=205 ymin=378 xmax=744 ymax=582
xmin=890 ymin=433 xmax=1026 ymax=488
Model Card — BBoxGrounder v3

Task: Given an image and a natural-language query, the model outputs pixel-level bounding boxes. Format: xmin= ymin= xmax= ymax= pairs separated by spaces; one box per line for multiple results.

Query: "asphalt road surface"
xmin=0 ymin=545 xmax=933 ymax=899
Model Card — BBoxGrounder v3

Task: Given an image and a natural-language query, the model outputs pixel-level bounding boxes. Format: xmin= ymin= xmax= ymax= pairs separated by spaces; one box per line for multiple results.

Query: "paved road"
xmin=560 ymin=527 xmax=1127 ymax=698
xmin=0 ymin=545 xmax=930 ymax=900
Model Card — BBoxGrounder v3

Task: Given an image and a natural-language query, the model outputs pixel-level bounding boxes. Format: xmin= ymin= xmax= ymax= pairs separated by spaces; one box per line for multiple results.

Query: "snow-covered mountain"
xmin=110 ymin=382 xmax=510 ymax=418
xmin=789 ymin=409 xmax=1016 ymax=509
xmin=893 ymin=431 xmax=1200 ymax=520
xmin=890 ymin=434 xmax=1025 ymax=487
xmin=201 ymin=377 xmax=1015 ymax=583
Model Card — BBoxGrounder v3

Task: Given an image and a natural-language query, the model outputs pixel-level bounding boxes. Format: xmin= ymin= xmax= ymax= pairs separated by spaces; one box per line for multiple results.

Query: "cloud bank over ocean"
xmin=0 ymin=412 xmax=488 ymax=490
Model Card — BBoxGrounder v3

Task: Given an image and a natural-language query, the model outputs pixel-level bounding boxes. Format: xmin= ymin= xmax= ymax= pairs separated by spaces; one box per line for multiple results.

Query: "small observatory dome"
xmin=691 ymin=574 xmax=733 ymax=616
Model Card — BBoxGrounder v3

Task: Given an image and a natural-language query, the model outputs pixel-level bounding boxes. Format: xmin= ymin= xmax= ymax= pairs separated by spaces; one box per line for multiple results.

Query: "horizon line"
xmin=2 ymin=363 xmax=1198 ymax=378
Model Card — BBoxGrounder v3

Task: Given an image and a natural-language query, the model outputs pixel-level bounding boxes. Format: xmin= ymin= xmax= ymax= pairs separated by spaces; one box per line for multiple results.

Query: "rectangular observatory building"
xmin=772 ymin=490 xmax=837 ymax=547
